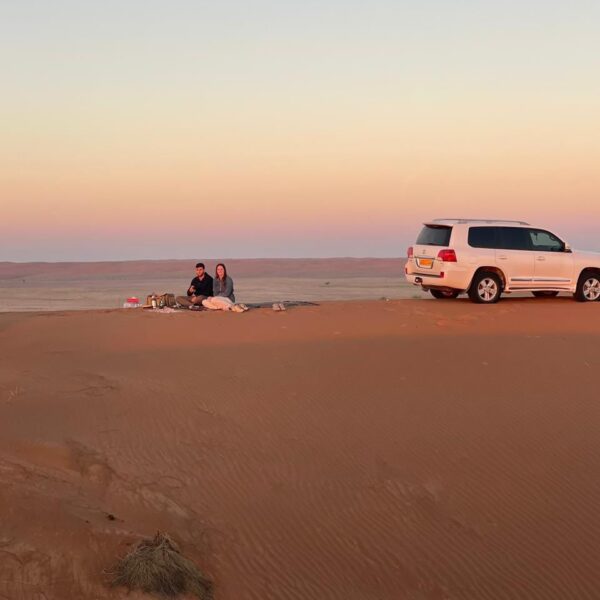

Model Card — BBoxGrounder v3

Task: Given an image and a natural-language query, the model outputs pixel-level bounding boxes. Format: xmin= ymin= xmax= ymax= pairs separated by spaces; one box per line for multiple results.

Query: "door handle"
xmin=497 ymin=255 xmax=507 ymax=260
xmin=536 ymin=256 xmax=546 ymax=261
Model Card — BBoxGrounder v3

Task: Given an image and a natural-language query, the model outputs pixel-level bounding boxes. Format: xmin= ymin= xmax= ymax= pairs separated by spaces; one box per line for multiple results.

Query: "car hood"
xmin=574 ymin=249 xmax=600 ymax=260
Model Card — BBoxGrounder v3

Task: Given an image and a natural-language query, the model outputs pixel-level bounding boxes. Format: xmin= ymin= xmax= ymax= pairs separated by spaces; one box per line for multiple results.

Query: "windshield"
xmin=416 ymin=225 xmax=452 ymax=246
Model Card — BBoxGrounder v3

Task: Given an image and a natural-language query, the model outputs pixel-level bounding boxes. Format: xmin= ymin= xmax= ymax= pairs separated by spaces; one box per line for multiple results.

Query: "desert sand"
xmin=0 ymin=298 xmax=599 ymax=599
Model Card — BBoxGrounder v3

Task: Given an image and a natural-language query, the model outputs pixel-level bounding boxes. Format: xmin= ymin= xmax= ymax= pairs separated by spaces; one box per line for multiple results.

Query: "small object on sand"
xmin=272 ymin=303 xmax=286 ymax=311
xmin=110 ymin=531 xmax=212 ymax=599
xmin=123 ymin=296 xmax=141 ymax=308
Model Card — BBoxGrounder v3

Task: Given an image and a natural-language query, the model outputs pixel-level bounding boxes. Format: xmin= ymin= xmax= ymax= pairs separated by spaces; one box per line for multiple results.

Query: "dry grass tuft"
xmin=110 ymin=531 xmax=212 ymax=598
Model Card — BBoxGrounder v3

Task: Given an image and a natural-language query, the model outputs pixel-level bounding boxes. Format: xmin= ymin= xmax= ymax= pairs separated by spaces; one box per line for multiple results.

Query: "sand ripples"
xmin=0 ymin=305 xmax=599 ymax=598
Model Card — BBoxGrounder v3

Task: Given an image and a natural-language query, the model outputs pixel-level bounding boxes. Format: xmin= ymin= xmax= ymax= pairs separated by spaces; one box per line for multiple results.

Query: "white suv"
xmin=405 ymin=219 xmax=600 ymax=303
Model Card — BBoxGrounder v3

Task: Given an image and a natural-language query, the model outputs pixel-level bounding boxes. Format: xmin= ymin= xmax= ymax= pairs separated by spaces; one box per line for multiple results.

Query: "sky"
xmin=1 ymin=0 xmax=599 ymax=261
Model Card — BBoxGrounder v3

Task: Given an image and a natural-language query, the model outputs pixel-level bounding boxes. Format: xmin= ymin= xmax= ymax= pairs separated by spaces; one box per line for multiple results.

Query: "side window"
xmin=528 ymin=229 xmax=564 ymax=252
xmin=468 ymin=227 xmax=497 ymax=248
xmin=496 ymin=227 xmax=532 ymax=251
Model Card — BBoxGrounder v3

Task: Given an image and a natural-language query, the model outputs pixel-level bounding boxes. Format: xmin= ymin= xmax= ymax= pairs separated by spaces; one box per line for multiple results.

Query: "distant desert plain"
xmin=0 ymin=258 xmax=411 ymax=312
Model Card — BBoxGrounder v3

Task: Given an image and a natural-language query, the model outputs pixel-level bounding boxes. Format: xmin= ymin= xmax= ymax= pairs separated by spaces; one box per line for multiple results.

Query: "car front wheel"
xmin=468 ymin=272 xmax=502 ymax=304
xmin=574 ymin=271 xmax=600 ymax=302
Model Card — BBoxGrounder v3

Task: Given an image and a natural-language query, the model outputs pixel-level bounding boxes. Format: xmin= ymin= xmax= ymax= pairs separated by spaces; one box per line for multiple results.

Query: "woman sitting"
xmin=202 ymin=263 xmax=248 ymax=311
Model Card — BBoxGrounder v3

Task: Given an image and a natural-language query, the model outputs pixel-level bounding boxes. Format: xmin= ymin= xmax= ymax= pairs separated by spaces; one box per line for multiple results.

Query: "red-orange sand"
xmin=0 ymin=298 xmax=599 ymax=599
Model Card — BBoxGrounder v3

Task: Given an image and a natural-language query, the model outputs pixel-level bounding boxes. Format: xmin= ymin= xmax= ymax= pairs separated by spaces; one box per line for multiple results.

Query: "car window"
xmin=468 ymin=227 xmax=497 ymax=249
xmin=416 ymin=225 xmax=452 ymax=246
xmin=496 ymin=227 xmax=532 ymax=251
xmin=528 ymin=229 xmax=564 ymax=252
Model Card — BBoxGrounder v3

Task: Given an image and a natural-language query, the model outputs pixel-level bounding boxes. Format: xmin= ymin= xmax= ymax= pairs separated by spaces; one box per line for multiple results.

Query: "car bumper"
xmin=405 ymin=266 xmax=471 ymax=291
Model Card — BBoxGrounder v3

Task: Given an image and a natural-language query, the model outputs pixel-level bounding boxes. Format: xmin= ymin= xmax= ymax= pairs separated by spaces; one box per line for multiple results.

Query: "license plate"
xmin=418 ymin=258 xmax=433 ymax=268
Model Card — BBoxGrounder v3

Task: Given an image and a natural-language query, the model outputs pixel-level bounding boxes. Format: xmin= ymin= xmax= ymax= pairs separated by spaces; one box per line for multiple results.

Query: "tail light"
xmin=437 ymin=249 xmax=457 ymax=262
xmin=407 ymin=246 xmax=414 ymax=258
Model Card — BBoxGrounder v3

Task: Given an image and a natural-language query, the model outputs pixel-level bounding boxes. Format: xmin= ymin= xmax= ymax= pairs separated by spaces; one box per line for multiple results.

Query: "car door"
xmin=495 ymin=227 xmax=535 ymax=288
xmin=527 ymin=228 xmax=574 ymax=288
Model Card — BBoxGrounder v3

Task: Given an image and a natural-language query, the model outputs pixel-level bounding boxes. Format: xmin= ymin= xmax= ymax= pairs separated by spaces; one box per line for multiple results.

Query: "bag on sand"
xmin=143 ymin=293 xmax=177 ymax=308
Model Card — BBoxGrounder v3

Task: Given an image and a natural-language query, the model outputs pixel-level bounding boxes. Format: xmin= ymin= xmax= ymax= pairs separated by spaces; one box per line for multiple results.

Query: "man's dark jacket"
xmin=187 ymin=274 xmax=214 ymax=297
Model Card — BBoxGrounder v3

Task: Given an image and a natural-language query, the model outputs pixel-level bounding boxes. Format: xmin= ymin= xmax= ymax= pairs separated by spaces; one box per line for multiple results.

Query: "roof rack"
xmin=431 ymin=218 xmax=530 ymax=225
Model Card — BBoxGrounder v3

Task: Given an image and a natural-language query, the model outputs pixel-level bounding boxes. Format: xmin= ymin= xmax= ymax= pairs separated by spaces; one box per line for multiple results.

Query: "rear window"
xmin=497 ymin=227 xmax=532 ymax=251
xmin=468 ymin=227 xmax=497 ymax=248
xmin=416 ymin=225 xmax=452 ymax=246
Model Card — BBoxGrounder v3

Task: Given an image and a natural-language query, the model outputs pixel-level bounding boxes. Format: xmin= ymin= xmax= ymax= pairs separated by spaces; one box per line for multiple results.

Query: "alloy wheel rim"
xmin=478 ymin=278 xmax=498 ymax=302
xmin=583 ymin=278 xmax=600 ymax=301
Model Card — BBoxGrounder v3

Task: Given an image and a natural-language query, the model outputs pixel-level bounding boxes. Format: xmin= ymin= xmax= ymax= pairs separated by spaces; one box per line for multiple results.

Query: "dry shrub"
xmin=110 ymin=531 xmax=212 ymax=599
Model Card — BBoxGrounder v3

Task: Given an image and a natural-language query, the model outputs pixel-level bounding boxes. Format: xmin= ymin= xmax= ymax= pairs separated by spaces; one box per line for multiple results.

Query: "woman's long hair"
xmin=215 ymin=263 xmax=227 ymax=280
xmin=215 ymin=263 xmax=228 ymax=292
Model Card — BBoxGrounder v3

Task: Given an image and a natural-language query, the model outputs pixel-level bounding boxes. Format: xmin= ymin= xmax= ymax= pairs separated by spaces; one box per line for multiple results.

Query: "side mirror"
xmin=564 ymin=242 xmax=572 ymax=253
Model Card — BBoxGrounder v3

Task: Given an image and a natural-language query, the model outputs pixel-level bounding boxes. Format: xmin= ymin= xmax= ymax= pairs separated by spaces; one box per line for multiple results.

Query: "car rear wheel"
xmin=430 ymin=289 xmax=460 ymax=299
xmin=532 ymin=291 xmax=559 ymax=298
xmin=468 ymin=272 xmax=502 ymax=304
xmin=574 ymin=271 xmax=600 ymax=302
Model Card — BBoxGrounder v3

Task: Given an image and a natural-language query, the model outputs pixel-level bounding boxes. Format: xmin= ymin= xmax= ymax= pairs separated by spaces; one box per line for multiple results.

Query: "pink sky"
xmin=1 ymin=0 xmax=599 ymax=260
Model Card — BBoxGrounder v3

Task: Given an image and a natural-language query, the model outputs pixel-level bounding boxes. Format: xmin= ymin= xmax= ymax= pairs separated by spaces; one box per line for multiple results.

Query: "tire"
xmin=468 ymin=271 xmax=502 ymax=304
xmin=430 ymin=289 xmax=460 ymax=300
xmin=574 ymin=271 xmax=600 ymax=302
xmin=532 ymin=291 xmax=559 ymax=298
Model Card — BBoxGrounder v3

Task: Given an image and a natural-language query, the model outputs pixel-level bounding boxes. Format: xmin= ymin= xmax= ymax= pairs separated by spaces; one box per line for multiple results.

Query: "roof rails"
xmin=431 ymin=218 xmax=531 ymax=226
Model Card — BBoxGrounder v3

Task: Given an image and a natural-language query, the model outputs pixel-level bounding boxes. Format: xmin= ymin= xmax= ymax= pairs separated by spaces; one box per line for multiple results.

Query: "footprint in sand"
xmin=6 ymin=440 xmax=115 ymax=495
xmin=67 ymin=372 xmax=120 ymax=398
xmin=66 ymin=440 xmax=114 ymax=489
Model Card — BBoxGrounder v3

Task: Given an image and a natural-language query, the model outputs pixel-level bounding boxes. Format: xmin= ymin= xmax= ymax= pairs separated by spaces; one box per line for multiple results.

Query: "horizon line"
xmin=0 ymin=256 xmax=406 ymax=265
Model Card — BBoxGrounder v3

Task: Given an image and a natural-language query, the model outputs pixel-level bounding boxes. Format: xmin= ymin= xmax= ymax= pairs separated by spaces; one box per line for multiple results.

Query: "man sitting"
xmin=176 ymin=262 xmax=213 ymax=309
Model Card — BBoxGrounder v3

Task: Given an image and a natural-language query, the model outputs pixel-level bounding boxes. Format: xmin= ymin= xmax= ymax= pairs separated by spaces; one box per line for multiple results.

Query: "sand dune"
xmin=0 ymin=298 xmax=599 ymax=599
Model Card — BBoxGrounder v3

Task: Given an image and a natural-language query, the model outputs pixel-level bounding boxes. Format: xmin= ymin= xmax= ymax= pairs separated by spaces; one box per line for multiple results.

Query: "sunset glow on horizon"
xmin=1 ymin=0 xmax=599 ymax=261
